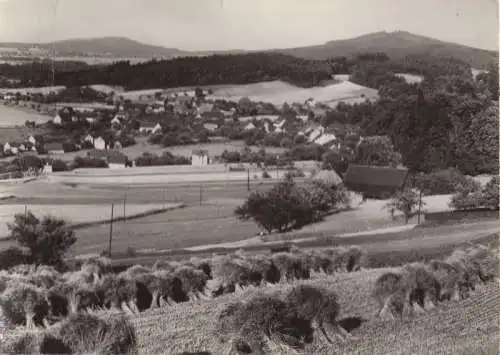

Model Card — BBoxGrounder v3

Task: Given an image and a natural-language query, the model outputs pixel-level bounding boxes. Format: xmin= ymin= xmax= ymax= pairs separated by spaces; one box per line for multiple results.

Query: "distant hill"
xmin=273 ymin=31 xmax=497 ymax=68
xmin=0 ymin=31 xmax=496 ymax=68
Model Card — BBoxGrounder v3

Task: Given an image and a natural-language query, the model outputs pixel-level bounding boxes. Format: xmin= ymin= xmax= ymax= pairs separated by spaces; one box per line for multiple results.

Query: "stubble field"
xmin=131 ymin=266 xmax=500 ymax=354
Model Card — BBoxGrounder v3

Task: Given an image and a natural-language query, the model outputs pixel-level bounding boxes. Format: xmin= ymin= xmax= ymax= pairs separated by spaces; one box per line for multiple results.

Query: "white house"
xmin=71 ymin=116 xmax=78 ymax=122
xmin=53 ymin=114 xmax=62 ymax=125
xmin=203 ymin=123 xmax=218 ymax=132
xmin=308 ymin=126 xmax=325 ymax=142
xmin=83 ymin=134 xmax=94 ymax=143
xmin=94 ymin=137 xmax=107 ymax=150
xmin=315 ymin=133 xmax=337 ymax=147
xmin=111 ymin=116 xmax=122 ymax=127
xmin=86 ymin=117 xmax=96 ymax=124
xmin=244 ymin=122 xmax=256 ymax=131
xmin=3 ymin=142 xmax=10 ymax=154
xmin=192 ymin=150 xmax=209 ymax=166
xmin=28 ymin=136 xmax=36 ymax=145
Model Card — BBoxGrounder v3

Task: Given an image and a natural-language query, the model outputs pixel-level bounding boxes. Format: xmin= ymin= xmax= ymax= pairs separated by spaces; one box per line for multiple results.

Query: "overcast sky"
xmin=0 ymin=0 xmax=497 ymax=51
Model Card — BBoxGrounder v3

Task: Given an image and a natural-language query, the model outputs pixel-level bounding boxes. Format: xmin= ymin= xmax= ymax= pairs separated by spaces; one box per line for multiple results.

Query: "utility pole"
xmin=247 ymin=168 xmax=250 ymax=191
xmin=199 ymin=185 xmax=202 ymax=206
xmin=417 ymin=189 xmax=423 ymax=224
xmin=108 ymin=203 xmax=114 ymax=256
xmin=163 ymin=188 xmax=166 ymax=209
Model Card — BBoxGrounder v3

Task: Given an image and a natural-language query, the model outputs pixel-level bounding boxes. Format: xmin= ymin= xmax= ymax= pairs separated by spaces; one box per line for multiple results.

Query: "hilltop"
xmin=275 ymin=31 xmax=497 ymax=67
xmin=0 ymin=31 xmax=496 ymax=68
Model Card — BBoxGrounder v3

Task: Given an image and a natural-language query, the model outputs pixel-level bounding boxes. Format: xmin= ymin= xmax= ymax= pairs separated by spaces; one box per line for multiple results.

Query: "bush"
xmin=73 ymin=156 xmax=108 ymax=169
xmin=450 ymin=176 xmax=499 ymax=211
xmin=385 ymin=188 xmax=422 ymax=223
xmin=7 ymin=211 xmax=76 ymax=268
xmin=51 ymin=159 xmax=69 ymax=172
xmin=409 ymin=169 xmax=481 ymax=195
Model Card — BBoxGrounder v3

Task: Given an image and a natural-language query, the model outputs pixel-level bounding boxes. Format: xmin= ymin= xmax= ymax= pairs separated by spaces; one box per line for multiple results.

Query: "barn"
xmin=343 ymin=164 xmax=409 ymax=199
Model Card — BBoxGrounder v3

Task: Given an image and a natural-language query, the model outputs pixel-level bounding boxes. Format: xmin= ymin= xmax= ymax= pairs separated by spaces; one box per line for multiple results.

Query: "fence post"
xmin=108 ymin=203 xmax=114 ymax=256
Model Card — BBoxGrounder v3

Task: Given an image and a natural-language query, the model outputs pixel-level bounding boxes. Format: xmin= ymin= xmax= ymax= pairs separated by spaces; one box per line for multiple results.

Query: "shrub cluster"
xmin=450 ymin=176 xmax=499 ymax=211
xmin=408 ymin=169 xmax=481 ymax=195
xmin=134 ymin=151 xmax=190 ymax=167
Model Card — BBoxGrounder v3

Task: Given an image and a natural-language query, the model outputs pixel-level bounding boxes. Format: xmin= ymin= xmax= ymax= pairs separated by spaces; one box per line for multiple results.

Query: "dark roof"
xmin=44 ymin=142 xmax=64 ymax=151
xmin=344 ymin=164 xmax=408 ymax=196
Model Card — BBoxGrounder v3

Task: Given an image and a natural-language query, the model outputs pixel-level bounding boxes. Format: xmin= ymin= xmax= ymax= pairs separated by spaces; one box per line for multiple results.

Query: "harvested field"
xmin=206 ymin=80 xmax=378 ymax=107
xmin=0 ymin=104 xmax=52 ymax=127
xmin=132 ymin=268 xmax=500 ymax=354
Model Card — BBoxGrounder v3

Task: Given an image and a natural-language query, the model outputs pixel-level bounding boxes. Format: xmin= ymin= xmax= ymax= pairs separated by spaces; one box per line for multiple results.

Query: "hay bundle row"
xmin=372 ymin=242 xmax=498 ymax=319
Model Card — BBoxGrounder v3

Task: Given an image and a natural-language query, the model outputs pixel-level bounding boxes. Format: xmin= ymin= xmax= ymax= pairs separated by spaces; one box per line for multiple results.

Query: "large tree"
xmin=354 ymin=136 xmax=402 ymax=167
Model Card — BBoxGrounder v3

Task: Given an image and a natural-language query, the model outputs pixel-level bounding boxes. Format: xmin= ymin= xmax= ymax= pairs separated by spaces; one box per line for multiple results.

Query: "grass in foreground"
xmin=131 ymin=270 xmax=500 ymax=354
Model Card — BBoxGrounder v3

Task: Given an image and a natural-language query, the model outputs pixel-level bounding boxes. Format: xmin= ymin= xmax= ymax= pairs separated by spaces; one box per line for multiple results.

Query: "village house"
xmin=192 ymin=149 xmax=210 ymax=166
xmin=53 ymin=114 xmax=62 ymax=125
xmin=45 ymin=142 xmax=65 ymax=155
xmin=83 ymin=134 xmax=94 ymax=144
xmin=93 ymin=136 xmax=107 ymax=150
xmin=203 ymin=123 xmax=218 ymax=132
xmin=139 ymin=123 xmax=162 ymax=135
xmin=111 ymin=116 xmax=123 ymax=128
xmin=27 ymin=136 xmax=36 ymax=145
xmin=244 ymin=122 xmax=256 ymax=131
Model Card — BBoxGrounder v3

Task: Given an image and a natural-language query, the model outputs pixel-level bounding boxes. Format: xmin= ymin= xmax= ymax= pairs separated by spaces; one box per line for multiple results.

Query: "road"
xmin=107 ymin=219 xmax=499 ymax=267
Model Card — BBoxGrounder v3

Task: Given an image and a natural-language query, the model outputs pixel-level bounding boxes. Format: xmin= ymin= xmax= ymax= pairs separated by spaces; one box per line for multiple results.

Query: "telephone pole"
xmin=108 ymin=203 xmax=114 ymax=256
xmin=247 ymin=168 xmax=250 ymax=191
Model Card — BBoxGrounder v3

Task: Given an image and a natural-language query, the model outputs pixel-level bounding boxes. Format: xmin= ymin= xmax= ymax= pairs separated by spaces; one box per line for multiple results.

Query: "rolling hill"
xmin=274 ymin=31 xmax=497 ymax=67
xmin=1 ymin=31 xmax=496 ymax=68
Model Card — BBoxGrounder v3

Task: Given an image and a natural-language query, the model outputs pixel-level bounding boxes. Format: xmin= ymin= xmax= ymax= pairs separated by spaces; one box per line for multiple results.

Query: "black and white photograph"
xmin=0 ymin=0 xmax=498 ymax=354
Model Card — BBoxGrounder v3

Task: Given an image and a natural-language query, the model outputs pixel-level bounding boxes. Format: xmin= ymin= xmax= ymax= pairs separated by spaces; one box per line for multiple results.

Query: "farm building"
xmin=27 ymin=136 xmax=36 ymax=145
xmin=344 ymin=164 xmax=409 ymax=199
xmin=192 ymin=150 xmax=210 ymax=166
xmin=45 ymin=142 xmax=65 ymax=155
